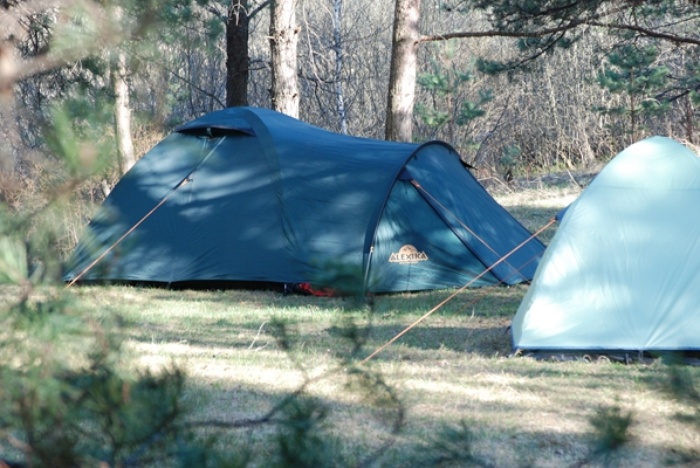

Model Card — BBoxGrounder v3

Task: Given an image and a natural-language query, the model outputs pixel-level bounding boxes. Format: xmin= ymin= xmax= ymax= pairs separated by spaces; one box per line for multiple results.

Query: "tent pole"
xmin=359 ymin=217 xmax=555 ymax=365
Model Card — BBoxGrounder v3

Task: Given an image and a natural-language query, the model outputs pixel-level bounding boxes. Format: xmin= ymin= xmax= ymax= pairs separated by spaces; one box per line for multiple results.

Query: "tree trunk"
xmin=331 ymin=0 xmax=347 ymax=134
xmin=226 ymin=0 xmax=249 ymax=107
xmin=269 ymin=0 xmax=299 ymax=117
xmin=113 ymin=48 xmax=136 ymax=175
xmin=0 ymin=97 xmax=21 ymax=174
xmin=385 ymin=0 xmax=420 ymax=142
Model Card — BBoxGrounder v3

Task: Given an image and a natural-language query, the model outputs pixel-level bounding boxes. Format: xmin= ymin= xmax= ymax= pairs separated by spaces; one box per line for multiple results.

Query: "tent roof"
xmin=176 ymin=106 xmax=422 ymax=164
xmin=512 ymin=136 xmax=700 ymax=351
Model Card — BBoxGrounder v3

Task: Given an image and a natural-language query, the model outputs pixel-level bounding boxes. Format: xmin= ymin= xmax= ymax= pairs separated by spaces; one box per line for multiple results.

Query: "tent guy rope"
xmin=65 ymin=137 xmax=225 ymax=288
xmin=411 ymin=179 xmax=521 ymax=275
xmin=359 ymin=217 xmax=555 ymax=365
xmin=452 ymin=248 xmax=544 ymax=317
xmin=65 ymin=177 xmax=192 ymax=288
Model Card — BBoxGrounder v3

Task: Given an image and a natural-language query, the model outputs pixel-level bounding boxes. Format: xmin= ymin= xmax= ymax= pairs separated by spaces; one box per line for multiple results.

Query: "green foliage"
xmin=595 ymin=42 xmax=670 ymax=136
xmin=414 ymin=420 xmax=491 ymax=467
xmin=0 ymin=293 xmax=212 ymax=466
xmin=416 ymin=47 xmax=493 ymax=132
xmin=658 ymin=354 xmax=700 ymax=430
xmin=415 ymin=43 xmax=493 ymax=154
xmin=662 ymin=359 xmax=700 ymax=405
xmin=588 ymin=403 xmax=633 ymax=459
xmin=345 ymin=367 xmax=403 ymax=423
xmin=415 ymin=104 xmax=451 ymax=128
xmin=44 ymin=104 xmax=115 ymax=179
xmin=262 ymin=288 xmax=405 ymax=466
xmin=596 ymin=44 xmax=669 ymax=101
xmin=0 ymin=235 xmax=28 ymax=286
xmin=456 ymin=90 xmax=492 ymax=124
xmin=498 ymin=143 xmax=521 ymax=179
xmin=275 ymin=397 xmax=337 ymax=468
xmin=454 ymin=0 xmax=700 ymax=142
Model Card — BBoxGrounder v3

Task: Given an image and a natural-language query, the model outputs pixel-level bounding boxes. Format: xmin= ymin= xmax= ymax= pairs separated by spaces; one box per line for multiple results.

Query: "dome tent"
xmin=65 ymin=107 xmax=544 ymax=293
xmin=512 ymin=136 xmax=700 ymax=352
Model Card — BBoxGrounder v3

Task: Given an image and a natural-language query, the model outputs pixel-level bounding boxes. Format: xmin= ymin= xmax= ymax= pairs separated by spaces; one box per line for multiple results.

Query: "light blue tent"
xmin=512 ymin=136 xmax=700 ymax=351
xmin=65 ymin=107 xmax=544 ymax=292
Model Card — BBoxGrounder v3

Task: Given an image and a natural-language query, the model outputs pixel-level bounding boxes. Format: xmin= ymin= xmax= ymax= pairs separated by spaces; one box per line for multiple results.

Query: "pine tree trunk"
xmin=385 ymin=0 xmax=420 ymax=142
xmin=226 ymin=0 xmax=249 ymax=107
xmin=269 ymin=0 xmax=299 ymax=117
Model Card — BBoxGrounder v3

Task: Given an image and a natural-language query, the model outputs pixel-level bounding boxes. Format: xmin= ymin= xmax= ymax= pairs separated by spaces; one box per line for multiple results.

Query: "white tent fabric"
xmin=512 ymin=136 xmax=700 ymax=351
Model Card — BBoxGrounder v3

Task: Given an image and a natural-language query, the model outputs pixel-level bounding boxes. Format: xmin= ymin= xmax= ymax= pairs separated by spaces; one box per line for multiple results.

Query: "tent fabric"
xmin=512 ymin=136 xmax=700 ymax=351
xmin=65 ymin=106 xmax=545 ymax=293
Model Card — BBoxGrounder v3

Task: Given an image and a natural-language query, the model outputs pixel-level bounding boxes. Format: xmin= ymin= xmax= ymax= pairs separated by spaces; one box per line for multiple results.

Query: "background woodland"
xmin=2 ymin=1 xmax=699 ymax=211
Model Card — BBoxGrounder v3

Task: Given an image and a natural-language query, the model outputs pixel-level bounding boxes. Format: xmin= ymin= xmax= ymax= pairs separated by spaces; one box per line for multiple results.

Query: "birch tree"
xmin=328 ymin=0 xmax=347 ymax=133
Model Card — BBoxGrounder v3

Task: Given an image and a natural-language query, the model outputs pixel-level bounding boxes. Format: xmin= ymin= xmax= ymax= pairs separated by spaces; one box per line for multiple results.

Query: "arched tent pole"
xmin=359 ymin=217 xmax=555 ymax=365
xmin=65 ymin=137 xmax=225 ymax=289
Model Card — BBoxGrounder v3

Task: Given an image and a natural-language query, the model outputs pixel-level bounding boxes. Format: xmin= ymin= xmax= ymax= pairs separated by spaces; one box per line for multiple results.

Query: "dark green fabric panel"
xmin=65 ymin=133 xmax=209 ymax=280
xmin=369 ymin=180 xmax=498 ymax=292
xmin=405 ymin=144 xmax=545 ymax=284
xmin=66 ymin=133 xmax=292 ymax=283
xmin=251 ymin=108 xmax=417 ymax=280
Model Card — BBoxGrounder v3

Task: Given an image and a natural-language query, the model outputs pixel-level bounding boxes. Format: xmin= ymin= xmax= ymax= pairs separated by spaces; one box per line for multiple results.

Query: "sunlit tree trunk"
xmin=269 ymin=0 xmax=299 ymax=117
xmin=112 ymin=47 xmax=135 ymax=175
xmin=385 ymin=0 xmax=420 ymax=142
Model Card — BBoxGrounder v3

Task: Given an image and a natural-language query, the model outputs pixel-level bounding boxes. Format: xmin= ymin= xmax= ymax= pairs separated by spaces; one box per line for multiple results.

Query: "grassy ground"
xmin=38 ymin=181 xmax=700 ymax=466
xmin=72 ymin=285 xmax=700 ymax=467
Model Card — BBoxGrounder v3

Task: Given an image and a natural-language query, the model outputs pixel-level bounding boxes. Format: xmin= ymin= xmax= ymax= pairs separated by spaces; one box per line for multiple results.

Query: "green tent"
xmin=65 ymin=107 xmax=544 ymax=293
xmin=512 ymin=136 xmax=700 ymax=351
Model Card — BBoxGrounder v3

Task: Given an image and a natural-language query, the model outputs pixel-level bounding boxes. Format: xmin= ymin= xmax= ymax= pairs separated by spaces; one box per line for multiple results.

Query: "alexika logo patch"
xmin=389 ymin=244 xmax=429 ymax=264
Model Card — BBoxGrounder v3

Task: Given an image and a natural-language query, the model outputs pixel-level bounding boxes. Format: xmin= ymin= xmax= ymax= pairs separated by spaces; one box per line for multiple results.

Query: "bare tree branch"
xmin=585 ymin=20 xmax=700 ymax=46
xmin=420 ymin=3 xmax=700 ymax=46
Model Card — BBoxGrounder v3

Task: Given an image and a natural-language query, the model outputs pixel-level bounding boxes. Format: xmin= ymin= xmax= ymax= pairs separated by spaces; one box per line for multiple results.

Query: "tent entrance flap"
xmin=401 ymin=144 xmax=544 ymax=284
xmin=409 ymin=179 xmax=528 ymax=284
xmin=367 ymin=180 xmax=500 ymax=292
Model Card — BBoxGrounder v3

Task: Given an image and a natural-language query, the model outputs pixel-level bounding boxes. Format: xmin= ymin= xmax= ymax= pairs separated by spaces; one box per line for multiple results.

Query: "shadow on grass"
xmin=82 ymin=270 xmax=531 ymax=316
xmin=119 ymin=319 xmax=515 ymax=359
xmin=181 ymin=366 xmax=688 ymax=468
xmin=113 ymin=283 xmax=528 ymax=355
xmin=328 ymin=322 xmax=513 ymax=359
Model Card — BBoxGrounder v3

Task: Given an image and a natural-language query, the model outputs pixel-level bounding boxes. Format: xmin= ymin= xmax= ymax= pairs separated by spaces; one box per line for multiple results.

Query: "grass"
xmin=68 ymin=283 xmax=700 ymax=467
xmin=8 ymin=179 xmax=700 ymax=466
